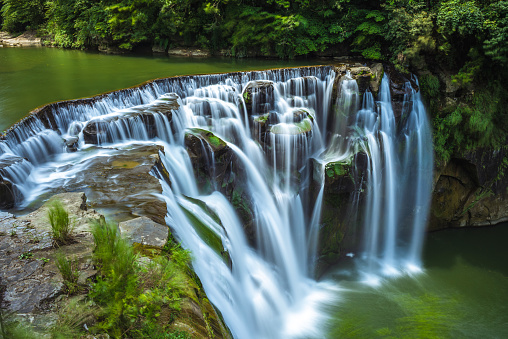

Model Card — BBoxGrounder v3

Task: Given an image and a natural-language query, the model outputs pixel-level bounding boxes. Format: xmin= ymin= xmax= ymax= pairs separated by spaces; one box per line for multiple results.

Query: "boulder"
xmin=369 ymin=63 xmax=384 ymax=97
xmin=0 ymin=180 xmax=15 ymax=210
xmin=242 ymin=80 xmax=274 ymax=116
xmin=0 ymin=154 xmax=32 ymax=209
xmin=184 ymin=129 xmax=255 ymax=244
xmin=119 ymin=216 xmax=168 ymax=248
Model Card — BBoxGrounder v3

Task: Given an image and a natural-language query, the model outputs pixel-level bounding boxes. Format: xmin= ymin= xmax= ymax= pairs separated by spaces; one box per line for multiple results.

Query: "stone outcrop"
xmin=82 ymin=94 xmax=179 ymax=144
xmin=119 ymin=216 xmax=168 ymax=248
xmin=184 ymin=129 xmax=254 ymax=244
xmin=167 ymin=48 xmax=211 ymax=57
xmin=430 ymin=146 xmax=508 ymax=230
xmin=0 ymin=154 xmax=29 ymax=209
xmin=310 ymin=151 xmax=368 ymax=275
xmin=59 ymin=144 xmax=168 ymax=224
xmin=242 ymin=80 xmax=274 ymax=115
xmin=0 ymin=31 xmax=42 ymax=47
xmin=0 ymin=193 xmax=101 ymax=314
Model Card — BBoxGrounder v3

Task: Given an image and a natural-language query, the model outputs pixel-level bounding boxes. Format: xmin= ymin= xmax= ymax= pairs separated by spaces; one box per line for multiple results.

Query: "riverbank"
xmin=0 ymin=31 xmax=41 ymax=48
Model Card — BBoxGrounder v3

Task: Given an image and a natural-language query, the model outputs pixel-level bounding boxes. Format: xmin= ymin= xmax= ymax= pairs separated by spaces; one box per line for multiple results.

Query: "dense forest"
xmin=1 ymin=0 xmax=507 ymax=161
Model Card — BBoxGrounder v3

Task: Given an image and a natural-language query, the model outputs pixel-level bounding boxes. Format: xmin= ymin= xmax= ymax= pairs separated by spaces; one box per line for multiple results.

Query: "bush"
xmin=47 ymin=200 xmax=72 ymax=245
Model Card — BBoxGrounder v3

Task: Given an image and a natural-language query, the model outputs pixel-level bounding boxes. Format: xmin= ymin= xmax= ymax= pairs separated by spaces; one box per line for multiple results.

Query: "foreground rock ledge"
xmin=0 ymin=192 xmax=231 ymax=338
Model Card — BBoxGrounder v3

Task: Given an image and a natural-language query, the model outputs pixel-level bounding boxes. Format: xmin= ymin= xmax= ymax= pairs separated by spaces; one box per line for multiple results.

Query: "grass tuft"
xmin=47 ymin=200 xmax=72 ymax=245
xmin=55 ymin=251 xmax=80 ymax=295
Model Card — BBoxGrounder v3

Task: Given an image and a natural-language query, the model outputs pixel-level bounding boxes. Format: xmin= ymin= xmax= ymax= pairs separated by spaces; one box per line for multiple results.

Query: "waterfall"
xmin=0 ymin=65 xmax=433 ymax=338
xmin=353 ymin=74 xmax=434 ymax=280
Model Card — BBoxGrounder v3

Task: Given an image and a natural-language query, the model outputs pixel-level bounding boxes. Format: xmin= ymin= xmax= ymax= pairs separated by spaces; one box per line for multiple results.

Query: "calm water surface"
xmin=0 ymin=47 xmax=325 ymax=131
xmin=326 ymin=224 xmax=508 ymax=338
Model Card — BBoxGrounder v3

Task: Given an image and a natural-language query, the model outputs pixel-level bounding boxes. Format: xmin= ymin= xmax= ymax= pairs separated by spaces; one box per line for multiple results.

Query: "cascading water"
xmin=353 ymin=74 xmax=434 ymax=281
xmin=0 ymin=65 xmax=433 ymax=338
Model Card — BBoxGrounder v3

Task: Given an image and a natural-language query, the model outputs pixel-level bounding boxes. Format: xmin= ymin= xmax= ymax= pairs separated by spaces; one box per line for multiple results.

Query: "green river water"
xmin=0 ymin=47 xmax=324 ymax=132
xmin=1 ymin=47 xmax=507 ymax=338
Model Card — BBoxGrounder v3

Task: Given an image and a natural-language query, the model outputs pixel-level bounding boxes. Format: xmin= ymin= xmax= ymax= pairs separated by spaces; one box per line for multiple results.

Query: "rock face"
xmin=0 ymin=193 xmax=100 ymax=313
xmin=0 ymin=180 xmax=15 ymax=209
xmin=119 ymin=216 xmax=168 ymax=248
xmin=0 ymin=154 xmax=30 ymax=209
xmin=184 ymin=129 xmax=254 ymax=243
xmin=430 ymin=147 xmax=508 ymax=230
xmin=242 ymin=80 xmax=274 ymax=115
xmin=310 ymin=151 xmax=368 ymax=275
xmin=0 ymin=31 xmax=42 ymax=47
xmin=27 ymin=144 xmax=166 ymax=225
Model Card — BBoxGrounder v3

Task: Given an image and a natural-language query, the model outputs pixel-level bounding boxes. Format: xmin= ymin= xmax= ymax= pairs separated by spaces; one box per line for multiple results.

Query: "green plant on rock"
xmin=90 ymin=220 xmax=191 ymax=337
xmin=49 ymin=298 xmax=98 ymax=339
xmin=0 ymin=310 xmax=38 ymax=339
xmin=55 ymin=251 xmax=80 ymax=295
xmin=47 ymin=200 xmax=72 ymax=245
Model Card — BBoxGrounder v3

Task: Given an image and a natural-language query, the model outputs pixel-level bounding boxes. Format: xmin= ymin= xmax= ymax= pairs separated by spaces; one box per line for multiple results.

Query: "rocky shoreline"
xmin=0 ymin=32 xmax=42 ymax=48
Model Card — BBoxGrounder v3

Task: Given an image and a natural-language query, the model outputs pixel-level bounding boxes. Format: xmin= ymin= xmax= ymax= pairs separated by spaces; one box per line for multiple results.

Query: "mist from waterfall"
xmin=0 ymin=66 xmax=433 ymax=338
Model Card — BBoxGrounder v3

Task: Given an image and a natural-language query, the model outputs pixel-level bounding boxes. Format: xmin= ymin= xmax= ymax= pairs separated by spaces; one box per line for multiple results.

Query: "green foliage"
xmin=0 ymin=311 xmax=38 ymax=339
xmin=483 ymin=1 xmax=508 ymax=65
xmin=90 ymin=220 xmax=137 ymax=336
xmin=433 ymin=83 xmax=508 ymax=162
xmin=18 ymin=251 xmax=33 ymax=260
xmin=47 ymin=200 xmax=72 ymax=245
xmin=0 ymin=0 xmax=45 ymax=32
xmin=90 ymin=220 xmax=191 ymax=337
xmin=352 ymin=10 xmax=387 ymax=60
xmin=437 ymin=0 xmax=484 ymax=36
xmin=49 ymin=298 xmax=98 ymax=339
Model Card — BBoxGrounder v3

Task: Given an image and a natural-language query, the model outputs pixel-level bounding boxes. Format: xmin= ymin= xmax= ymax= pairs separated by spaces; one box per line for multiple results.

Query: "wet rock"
xmin=349 ymin=66 xmax=373 ymax=93
xmin=369 ymin=63 xmax=384 ymax=96
xmin=185 ymin=128 xmax=236 ymax=194
xmin=242 ymin=80 xmax=274 ymax=115
xmin=82 ymin=95 xmax=179 ymax=144
xmin=310 ymin=151 xmax=368 ymax=276
xmin=119 ymin=216 xmax=168 ymax=248
xmin=58 ymin=144 xmax=168 ymax=224
xmin=0 ymin=180 xmax=15 ymax=209
xmin=184 ymin=129 xmax=254 ymax=244
xmin=430 ymin=146 xmax=508 ymax=230
xmin=64 ymin=136 xmax=79 ymax=152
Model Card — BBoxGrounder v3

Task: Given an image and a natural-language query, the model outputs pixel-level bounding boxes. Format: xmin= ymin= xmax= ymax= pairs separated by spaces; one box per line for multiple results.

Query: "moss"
xmin=325 ymin=161 xmax=350 ymax=178
xmin=270 ymin=118 xmax=313 ymax=135
xmin=243 ymin=91 xmax=250 ymax=104
xmin=254 ymin=113 xmax=269 ymax=123
xmin=187 ymin=128 xmax=227 ymax=149
xmin=111 ymin=160 xmax=140 ymax=169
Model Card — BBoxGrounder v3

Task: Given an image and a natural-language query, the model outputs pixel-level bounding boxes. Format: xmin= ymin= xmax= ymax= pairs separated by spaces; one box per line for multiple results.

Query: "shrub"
xmin=47 ymin=200 xmax=72 ymax=245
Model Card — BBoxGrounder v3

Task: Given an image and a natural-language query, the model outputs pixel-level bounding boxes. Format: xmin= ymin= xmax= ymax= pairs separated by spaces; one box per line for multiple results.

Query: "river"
xmin=1 ymin=47 xmax=507 ymax=338
xmin=0 ymin=47 xmax=324 ymax=132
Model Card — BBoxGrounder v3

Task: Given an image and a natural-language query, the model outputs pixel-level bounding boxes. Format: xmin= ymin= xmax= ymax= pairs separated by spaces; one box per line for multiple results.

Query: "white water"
xmin=0 ymin=66 xmax=433 ymax=338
